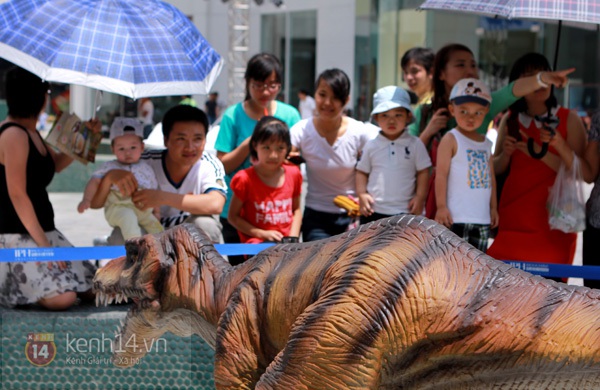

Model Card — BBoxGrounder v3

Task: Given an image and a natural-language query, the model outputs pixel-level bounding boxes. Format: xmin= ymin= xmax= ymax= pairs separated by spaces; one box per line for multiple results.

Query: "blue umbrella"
xmin=0 ymin=0 xmax=224 ymax=98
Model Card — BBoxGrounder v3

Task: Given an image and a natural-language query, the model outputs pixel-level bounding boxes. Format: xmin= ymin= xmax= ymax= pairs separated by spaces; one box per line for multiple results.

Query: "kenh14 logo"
xmin=25 ymin=332 xmax=56 ymax=366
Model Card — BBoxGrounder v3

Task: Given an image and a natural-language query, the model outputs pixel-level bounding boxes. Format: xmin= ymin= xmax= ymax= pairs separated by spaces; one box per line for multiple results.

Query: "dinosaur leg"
xmin=214 ymin=287 xmax=265 ymax=390
xmin=256 ymin=301 xmax=384 ymax=389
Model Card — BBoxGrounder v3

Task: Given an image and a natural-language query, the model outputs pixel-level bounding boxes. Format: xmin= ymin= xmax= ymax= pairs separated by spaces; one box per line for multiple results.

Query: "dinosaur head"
xmin=93 ymin=241 xmax=161 ymax=309
xmin=93 ymin=223 xmax=224 ymax=366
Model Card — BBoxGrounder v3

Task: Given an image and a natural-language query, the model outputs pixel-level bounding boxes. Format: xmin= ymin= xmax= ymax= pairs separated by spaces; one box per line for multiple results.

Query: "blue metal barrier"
xmin=501 ymin=260 xmax=600 ymax=280
xmin=1 ymin=246 xmax=600 ymax=280
xmin=0 ymin=243 xmax=275 ymax=262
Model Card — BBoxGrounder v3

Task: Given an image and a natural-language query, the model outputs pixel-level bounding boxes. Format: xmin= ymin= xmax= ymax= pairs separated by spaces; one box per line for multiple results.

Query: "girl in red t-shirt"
xmin=228 ymin=116 xmax=303 ymax=244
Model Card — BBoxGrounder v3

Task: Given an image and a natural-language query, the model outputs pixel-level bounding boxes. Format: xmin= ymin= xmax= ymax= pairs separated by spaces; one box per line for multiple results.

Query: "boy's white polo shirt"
xmin=356 ymin=130 xmax=431 ymax=215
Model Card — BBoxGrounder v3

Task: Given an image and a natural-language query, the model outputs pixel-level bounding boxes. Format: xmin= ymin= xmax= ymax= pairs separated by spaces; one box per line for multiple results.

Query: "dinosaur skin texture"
xmin=93 ymin=214 xmax=600 ymax=389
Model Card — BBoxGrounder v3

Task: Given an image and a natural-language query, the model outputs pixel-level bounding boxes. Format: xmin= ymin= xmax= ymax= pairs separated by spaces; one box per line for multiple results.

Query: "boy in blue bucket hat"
xmin=356 ymin=86 xmax=432 ymax=224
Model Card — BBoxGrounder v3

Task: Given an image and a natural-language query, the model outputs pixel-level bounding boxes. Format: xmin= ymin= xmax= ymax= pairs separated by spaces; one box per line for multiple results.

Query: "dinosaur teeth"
xmin=96 ymin=287 xmax=146 ymax=304
xmin=94 ymin=285 xmax=132 ymax=305
xmin=95 ymin=292 xmax=110 ymax=307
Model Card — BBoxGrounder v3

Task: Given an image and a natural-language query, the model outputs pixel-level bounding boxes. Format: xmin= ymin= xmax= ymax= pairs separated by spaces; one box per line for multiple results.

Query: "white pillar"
xmin=70 ymin=84 xmax=95 ymax=119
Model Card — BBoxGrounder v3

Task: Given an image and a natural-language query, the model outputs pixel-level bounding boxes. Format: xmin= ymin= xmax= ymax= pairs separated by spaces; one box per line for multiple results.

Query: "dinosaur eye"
xmin=123 ymin=246 xmax=139 ymax=269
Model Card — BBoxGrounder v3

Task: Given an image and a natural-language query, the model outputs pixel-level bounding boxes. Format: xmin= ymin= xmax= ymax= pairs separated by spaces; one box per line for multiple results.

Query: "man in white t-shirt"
xmin=298 ymin=89 xmax=316 ymax=119
xmin=91 ymin=105 xmax=227 ymax=245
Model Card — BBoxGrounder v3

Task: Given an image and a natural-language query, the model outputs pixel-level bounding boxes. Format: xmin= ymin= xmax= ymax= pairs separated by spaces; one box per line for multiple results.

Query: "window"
xmin=261 ymin=10 xmax=317 ymax=107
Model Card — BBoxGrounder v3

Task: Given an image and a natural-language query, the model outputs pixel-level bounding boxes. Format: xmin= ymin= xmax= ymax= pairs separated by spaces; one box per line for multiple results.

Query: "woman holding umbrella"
xmin=407 ymin=43 xmax=574 ymax=219
xmin=0 ymin=66 xmax=97 ymax=310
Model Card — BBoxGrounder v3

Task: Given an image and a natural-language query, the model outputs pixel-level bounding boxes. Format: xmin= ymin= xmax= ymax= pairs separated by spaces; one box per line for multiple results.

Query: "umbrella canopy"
xmin=0 ymin=0 xmax=224 ymax=99
xmin=418 ymin=0 xmax=600 ymax=24
xmin=419 ymin=0 xmax=600 ymax=68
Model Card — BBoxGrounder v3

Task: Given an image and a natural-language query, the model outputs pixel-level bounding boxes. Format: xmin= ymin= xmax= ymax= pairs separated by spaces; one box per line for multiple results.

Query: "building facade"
xmin=1 ymin=0 xmax=599 ymax=123
xmin=155 ymin=0 xmax=600 ymax=121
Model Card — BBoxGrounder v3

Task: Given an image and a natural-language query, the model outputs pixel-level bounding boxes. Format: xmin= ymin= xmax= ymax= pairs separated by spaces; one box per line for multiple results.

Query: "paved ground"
xmin=50 ymin=192 xmax=112 ymax=247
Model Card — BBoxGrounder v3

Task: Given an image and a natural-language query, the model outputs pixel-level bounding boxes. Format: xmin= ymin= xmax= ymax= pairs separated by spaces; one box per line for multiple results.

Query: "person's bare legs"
xmin=38 ymin=291 xmax=77 ymax=311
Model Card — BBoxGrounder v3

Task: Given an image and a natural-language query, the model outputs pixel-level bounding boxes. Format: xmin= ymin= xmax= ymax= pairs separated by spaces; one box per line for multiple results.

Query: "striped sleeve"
xmin=201 ymin=153 xmax=227 ymax=195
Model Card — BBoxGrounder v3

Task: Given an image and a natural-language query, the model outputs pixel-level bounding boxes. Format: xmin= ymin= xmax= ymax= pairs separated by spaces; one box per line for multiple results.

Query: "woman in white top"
xmin=290 ymin=68 xmax=372 ymax=241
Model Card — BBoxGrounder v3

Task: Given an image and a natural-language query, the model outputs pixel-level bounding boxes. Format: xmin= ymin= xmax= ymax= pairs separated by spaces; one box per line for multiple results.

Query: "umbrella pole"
xmin=92 ymin=90 xmax=103 ymax=120
xmin=543 ymin=21 xmax=562 ymax=161
xmin=552 ymin=20 xmax=562 ymax=70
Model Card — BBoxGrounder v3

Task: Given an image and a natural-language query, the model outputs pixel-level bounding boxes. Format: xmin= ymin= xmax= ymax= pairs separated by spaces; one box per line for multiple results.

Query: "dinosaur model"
xmin=93 ymin=214 xmax=600 ymax=389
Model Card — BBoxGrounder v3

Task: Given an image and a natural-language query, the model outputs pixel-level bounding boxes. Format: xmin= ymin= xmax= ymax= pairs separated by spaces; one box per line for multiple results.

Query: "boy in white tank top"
xmin=434 ymin=78 xmax=498 ymax=252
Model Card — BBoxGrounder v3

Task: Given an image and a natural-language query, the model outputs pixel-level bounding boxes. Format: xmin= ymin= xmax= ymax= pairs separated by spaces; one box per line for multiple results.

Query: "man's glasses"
xmin=250 ymin=82 xmax=281 ymax=92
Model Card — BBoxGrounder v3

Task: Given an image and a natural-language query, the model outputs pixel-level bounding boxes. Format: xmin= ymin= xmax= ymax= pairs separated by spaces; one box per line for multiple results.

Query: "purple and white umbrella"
xmin=0 ymin=0 xmax=224 ymax=98
xmin=419 ymin=0 xmax=600 ymax=24
xmin=419 ymin=0 xmax=600 ymax=68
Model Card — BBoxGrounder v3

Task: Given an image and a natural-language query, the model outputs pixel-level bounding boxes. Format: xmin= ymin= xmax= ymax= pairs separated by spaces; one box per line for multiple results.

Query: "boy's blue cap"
xmin=450 ymin=78 xmax=492 ymax=106
xmin=371 ymin=86 xmax=413 ymax=122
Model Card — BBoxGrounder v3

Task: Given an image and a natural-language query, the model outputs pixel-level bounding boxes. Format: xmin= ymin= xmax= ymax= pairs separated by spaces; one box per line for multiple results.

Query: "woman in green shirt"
xmin=215 ymin=53 xmax=301 ymax=264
